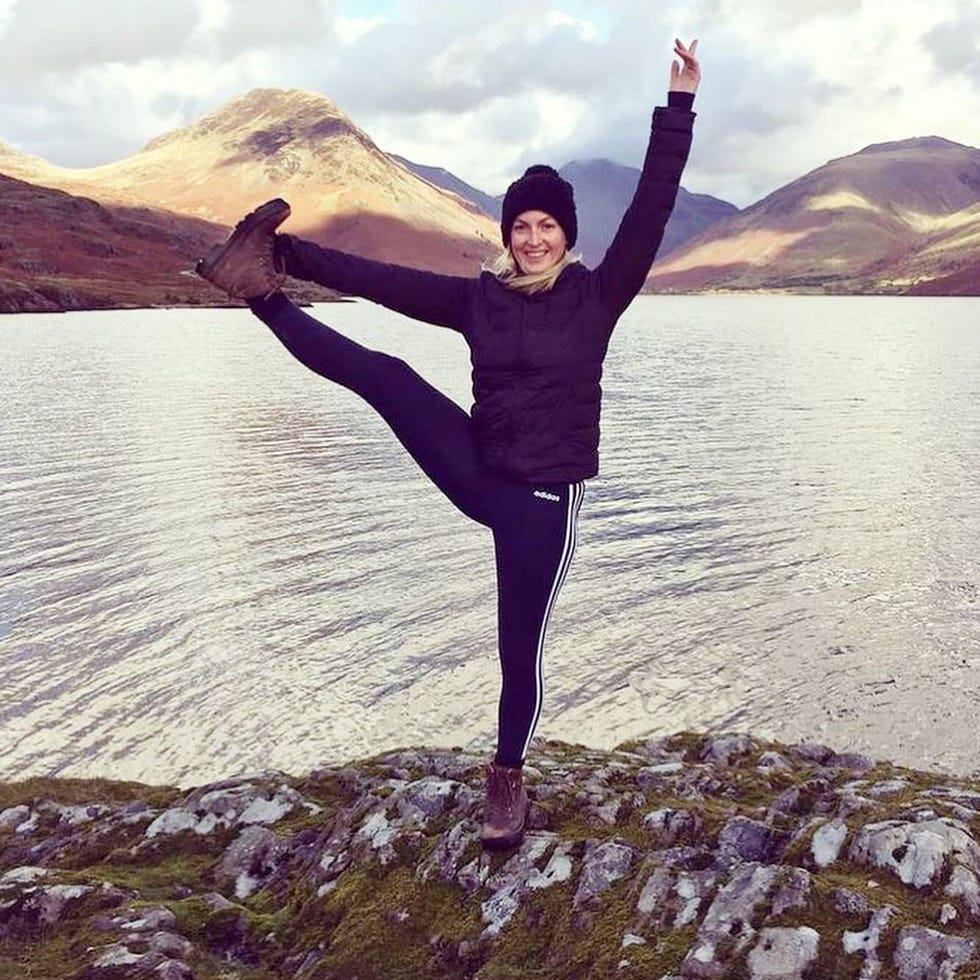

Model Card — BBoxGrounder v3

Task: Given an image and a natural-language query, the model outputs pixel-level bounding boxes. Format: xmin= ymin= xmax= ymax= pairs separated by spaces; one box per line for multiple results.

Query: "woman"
xmin=197 ymin=38 xmax=700 ymax=850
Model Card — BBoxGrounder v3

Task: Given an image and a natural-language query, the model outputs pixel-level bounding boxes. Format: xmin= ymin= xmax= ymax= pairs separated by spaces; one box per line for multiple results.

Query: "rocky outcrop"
xmin=5 ymin=733 xmax=980 ymax=978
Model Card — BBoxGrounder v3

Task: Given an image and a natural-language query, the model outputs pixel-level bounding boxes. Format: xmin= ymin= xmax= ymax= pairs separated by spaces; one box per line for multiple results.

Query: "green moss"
xmin=483 ymin=868 xmax=661 ymax=980
xmin=0 ymin=776 xmax=180 ymax=812
xmin=286 ymin=864 xmax=482 ymax=980
xmin=60 ymin=850 xmax=216 ymax=899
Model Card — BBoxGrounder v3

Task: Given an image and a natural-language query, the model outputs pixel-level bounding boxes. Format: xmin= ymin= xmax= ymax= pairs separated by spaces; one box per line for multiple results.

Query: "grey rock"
xmin=417 ymin=818 xmax=476 ymax=884
xmin=0 ymin=806 xmax=32 ymax=831
xmin=635 ymin=866 xmax=717 ymax=930
xmin=216 ymin=825 xmax=287 ymax=899
xmin=572 ymin=839 xmax=635 ymax=910
xmin=202 ymin=892 xmax=235 ymax=911
xmin=147 ymin=930 xmax=194 ymax=959
xmin=867 ymin=778 xmax=911 ymax=797
xmin=526 ymin=841 xmax=574 ymax=892
xmin=154 ymin=961 xmax=194 ymax=980
xmin=0 ymin=866 xmax=48 ymax=885
xmin=38 ymin=884 xmax=94 ymax=925
xmin=637 ymin=763 xmax=686 ymax=789
xmin=828 ymin=752 xmax=877 ymax=772
xmin=747 ymin=926 xmax=820 ymax=979
xmin=116 ymin=906 xmax=178 ymax=932
xmin=770 ymin=868 xmax=811 ymax=918
xmin=700 ymin=734 xmax=758 ymax=767
xmin=682 ymin=863 xmax=780 ymax=977
xmin=842 ymin=905 xmax=897 ymax=978
xmin=832 ymin=887 xmax=871 ymax=916
xmin=0 ymin=804 xmax=31 ymax=826
xmin=940 ymin=904 xmax=958 ymax=926
xmin=811 ymin=818 xmax=849 ymax=868
xmin=54 ymin=803 xmax=112 ymax=826
xmin=90 ymin=942 xmax=145 ymax=968
xmin=145 ymin=782 xmax=309 ymax=840
xmin=643 ymin=807 xmax=703 ymax=846
xmin=948 ymin=804 xmax=980 ymax=823
xmin=716 ymin=816 xmax=787 ymax=869
xmin=636 ymin=865 xmax=672 ymax=916
xmin=0 ymin=881 xmax=97 ymax=937
xmin=850 ymin=818 xmax=980 ymax=888
xmin=594 ymin=799 xmax=622 ymax=825
xmin=393 ymin=776 xmax=467 ymax=826
xmin=788 ymin=742 xmax=835 ymax=765
xmin=457 ymin=853 xmax=490 ymax=897
xmin=757 ymin=751 xmax=793 ymax=771
xmin=945 ymin=865 xmax=980 ymax=920
xmin=481 ymin=833 xmax=558 ymax=936
xmin=144 ymin=808 xmax=202 ymax=839
xmin=892 ymin=925 xmax=975 ymax=979
xmin=354 ymin=808 xmax=402 ymax=864
xmin=626 ymin=735 xmax=684 ymax=762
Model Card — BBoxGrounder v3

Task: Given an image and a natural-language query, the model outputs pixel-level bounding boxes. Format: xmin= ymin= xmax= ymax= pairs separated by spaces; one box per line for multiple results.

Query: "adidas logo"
xmin=533 ymin=489 xmax=561 ymax=502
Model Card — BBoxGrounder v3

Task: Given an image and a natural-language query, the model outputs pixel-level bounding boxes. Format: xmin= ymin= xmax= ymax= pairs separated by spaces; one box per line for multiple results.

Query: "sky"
xmin=0 ymin=0 xmax=977 ymax=207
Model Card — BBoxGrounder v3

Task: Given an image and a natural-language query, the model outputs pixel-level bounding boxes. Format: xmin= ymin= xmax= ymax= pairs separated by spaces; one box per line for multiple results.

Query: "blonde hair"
xmin=483 ymin=248 xmax=581 ymax=295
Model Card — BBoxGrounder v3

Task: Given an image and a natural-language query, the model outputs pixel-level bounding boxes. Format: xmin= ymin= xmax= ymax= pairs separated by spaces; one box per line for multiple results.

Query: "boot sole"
xmin=480 ymin=830 xmax=525 ymax=851
xmin=195 ymin=198 xmax=291 ymax=280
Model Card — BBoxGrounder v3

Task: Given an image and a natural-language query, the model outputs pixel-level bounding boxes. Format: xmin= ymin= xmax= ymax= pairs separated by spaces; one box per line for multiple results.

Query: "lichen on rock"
xmin=5 ymin=732 xmax=980 ymax=978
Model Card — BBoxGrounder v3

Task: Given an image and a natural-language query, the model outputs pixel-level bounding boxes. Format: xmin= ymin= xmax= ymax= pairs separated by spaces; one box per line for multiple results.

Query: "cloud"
xmin=0 ymin=0 xmax=202 ymax=74
xmin=210 ymin=0 xmax=338 ymax=56
xmin=0 ymin=0 xmax=976 ymax=207
xmin=921 ymin=1 xmax=980 ymax=82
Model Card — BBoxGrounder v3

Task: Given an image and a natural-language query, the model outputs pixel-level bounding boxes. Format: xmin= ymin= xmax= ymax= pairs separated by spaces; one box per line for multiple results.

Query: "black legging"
xmin=250 ymin=293 xmax=584 ymax=766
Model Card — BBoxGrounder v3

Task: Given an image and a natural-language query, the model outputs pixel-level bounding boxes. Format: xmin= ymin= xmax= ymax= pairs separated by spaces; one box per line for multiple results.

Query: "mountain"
xmin=391 ymin=154 xmax=739 ymax=266
xmin=389 ymin=153 xmax=502 ymax=221
xmin=0 ymin=173 xmax=338 ymax=313
xmin=0 ymin=173 xmax=223 ymax=312
xmin=3 ymin=92 xmax=977 ymax=303
xmin=1 ymin=89 xmax=499 ymax=276
xmin=647 ymin=136 xmax=980 ymax=294
xmin=559 ymin=159 xmax=738 ymax=266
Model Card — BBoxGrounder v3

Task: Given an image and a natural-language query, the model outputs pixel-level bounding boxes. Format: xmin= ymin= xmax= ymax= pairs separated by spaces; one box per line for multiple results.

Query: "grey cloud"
xmin=312 ymin=10 xmax=607 ymax=117
xmin=921 ymin=2 xmax=980 ymax=81
xmin=0 ymin=0 xmax=201 ymax=74
xmin=210 ymin=0 xmax=338 ymax=57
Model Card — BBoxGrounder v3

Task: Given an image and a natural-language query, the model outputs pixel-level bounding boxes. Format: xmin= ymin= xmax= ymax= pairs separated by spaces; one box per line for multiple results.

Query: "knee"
xmin=359 ymin=352 xmax=415 ymax=404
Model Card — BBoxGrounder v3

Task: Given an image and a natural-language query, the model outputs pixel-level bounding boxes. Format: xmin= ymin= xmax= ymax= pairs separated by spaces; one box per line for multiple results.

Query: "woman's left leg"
xmin=492 ymin=481 xmax=585 ymax=767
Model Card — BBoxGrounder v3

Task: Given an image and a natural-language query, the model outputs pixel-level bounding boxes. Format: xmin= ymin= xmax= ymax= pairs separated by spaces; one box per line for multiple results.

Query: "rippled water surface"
xmin=2 ymin=296 xmax=979 ymax=786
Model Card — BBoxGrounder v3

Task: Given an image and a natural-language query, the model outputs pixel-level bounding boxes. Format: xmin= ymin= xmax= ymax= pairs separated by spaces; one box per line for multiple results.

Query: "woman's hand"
xmin=670 ymin=38 xmax=700 ymax=93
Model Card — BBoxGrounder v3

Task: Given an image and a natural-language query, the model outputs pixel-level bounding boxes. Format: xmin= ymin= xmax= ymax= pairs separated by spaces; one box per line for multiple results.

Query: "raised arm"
xmin=595 ymin=38 xmax=700 ymax=318
xmin=276 ymin=234 xmax=473 ymax=334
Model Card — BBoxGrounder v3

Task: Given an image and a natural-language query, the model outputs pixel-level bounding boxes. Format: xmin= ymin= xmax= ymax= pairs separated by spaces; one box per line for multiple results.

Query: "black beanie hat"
xmin=500 ymin=165 xmax=577 ymax=248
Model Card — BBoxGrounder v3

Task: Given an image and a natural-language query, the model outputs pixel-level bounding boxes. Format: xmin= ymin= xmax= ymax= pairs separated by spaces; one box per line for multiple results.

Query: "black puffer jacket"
xmin=278 ymin=96 xmax=695 ymax=484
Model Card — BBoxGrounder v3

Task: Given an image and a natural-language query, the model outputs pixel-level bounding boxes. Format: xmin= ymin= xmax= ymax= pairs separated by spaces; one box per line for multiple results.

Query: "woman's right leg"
xmin=249 ymin=293 xmax=493 ymax=527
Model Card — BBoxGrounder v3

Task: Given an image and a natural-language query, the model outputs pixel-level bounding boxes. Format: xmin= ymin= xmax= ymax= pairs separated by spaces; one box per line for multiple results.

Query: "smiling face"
xmin=509 ymin=210 xmax=568 ymax=275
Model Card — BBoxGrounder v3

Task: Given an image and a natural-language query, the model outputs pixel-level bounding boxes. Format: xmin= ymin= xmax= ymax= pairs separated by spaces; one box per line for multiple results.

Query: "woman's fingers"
xmin=674 ymin=37 xmax=698 ymax=58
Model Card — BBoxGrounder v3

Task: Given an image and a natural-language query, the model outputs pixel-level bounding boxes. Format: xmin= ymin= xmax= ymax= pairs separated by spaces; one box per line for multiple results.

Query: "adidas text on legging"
xmin=250 ymin=293 xmax=583 ymax=766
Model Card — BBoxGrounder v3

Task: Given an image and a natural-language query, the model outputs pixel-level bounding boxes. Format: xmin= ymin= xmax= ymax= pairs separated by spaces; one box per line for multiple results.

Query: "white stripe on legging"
xmin=519 ymin=480 xmax=584 ymax=762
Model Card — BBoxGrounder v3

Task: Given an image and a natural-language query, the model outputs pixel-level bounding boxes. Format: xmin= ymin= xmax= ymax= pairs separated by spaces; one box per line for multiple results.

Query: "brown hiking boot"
xmin=480 ymin=762 xmax=529 ymax=850
xmin=195 ymin=198 xmax=291 ymax=299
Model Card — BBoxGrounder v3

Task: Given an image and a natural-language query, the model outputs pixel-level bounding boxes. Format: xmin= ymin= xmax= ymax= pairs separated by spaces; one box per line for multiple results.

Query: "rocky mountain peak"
xmin=854 ymin=135 xmax=969 ymax=156
xmin=142 ymin=87 xmax=375 ymax=159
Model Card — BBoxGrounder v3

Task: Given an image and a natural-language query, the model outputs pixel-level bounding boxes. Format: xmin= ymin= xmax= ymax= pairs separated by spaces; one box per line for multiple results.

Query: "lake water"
xmin=1 ymin=295 xmax=978 ymax=787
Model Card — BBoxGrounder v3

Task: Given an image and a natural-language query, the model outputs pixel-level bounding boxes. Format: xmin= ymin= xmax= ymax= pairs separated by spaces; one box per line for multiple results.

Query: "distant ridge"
xmin=1 ymin=89 xmax=977 ymax=300
xmin=648 ymin=136 xmax=980 ymax=294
